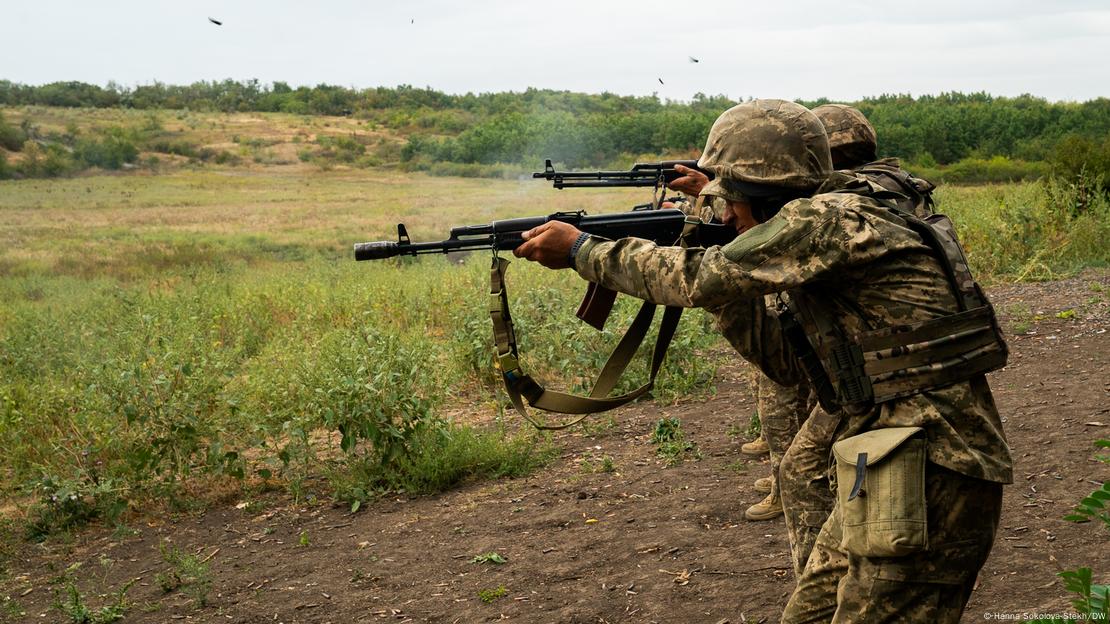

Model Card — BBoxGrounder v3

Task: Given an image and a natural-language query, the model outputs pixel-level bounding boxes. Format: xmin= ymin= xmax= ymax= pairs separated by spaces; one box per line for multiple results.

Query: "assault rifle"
xmin=354 ymin=208 xmax=734 ymax=329
xmin=532 ymin=159 xmax=714 ymax=189
xmin=354 ymin=208 xmax=736 ymax=428
xmin=354 ymin=208 xmax=731 ymax=262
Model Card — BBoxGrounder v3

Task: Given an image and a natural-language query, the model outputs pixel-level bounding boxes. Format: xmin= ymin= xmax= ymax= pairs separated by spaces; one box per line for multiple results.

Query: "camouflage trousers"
xmin=758 ymin=374 xmax=810 ymax=474
xmin=777 ymin=402 xmax=838 ymax=577
xmin=781 ymin=462 xmax=1003 ymax=624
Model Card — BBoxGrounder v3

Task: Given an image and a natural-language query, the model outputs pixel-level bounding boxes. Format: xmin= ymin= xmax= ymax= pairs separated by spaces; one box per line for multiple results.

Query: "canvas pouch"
xmin=833 ymin=427 xmax=928 ymax=557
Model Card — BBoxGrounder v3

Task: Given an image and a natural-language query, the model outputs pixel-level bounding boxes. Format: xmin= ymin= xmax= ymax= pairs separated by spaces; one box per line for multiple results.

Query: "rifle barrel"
xmin=532 ymin=159 xmax=713 ymax=190
xmin=353 ymin=236 xmax=496 ymax=261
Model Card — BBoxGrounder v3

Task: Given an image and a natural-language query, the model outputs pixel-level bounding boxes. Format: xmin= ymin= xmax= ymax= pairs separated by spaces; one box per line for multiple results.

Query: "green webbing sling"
xmin=489 ymin=256 xmax=683 ymax=430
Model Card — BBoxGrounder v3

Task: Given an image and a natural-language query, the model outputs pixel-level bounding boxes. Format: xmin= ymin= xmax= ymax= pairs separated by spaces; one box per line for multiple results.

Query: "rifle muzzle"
xmin=353 ymin=241 xmax=399 ymax=261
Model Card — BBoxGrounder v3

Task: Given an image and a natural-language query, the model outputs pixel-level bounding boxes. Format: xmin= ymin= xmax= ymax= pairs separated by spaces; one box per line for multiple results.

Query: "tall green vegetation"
xmin=936 ymin=175 xmax=1110 ymax=280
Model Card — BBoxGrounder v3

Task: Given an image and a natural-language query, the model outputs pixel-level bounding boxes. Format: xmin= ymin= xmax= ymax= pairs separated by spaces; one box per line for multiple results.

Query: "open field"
xmin=1 ymin=106 xmax=1109 ymax=622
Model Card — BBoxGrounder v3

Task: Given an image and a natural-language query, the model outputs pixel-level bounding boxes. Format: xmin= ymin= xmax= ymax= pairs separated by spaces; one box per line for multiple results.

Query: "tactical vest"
xmin=779 ymin=209 xmax=1008 ymax=416
xmin=855 ymin=160 xmax=937 ymax=218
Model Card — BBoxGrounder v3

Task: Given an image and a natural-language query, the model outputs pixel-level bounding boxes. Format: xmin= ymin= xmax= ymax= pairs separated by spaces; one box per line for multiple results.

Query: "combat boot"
xmin=740 ymin=437 xmax=769 ymax=457
xmin=753 ymin=476 xmax=773 ymax=493
xmin=745 ymin=491 xmax=783 ymax=521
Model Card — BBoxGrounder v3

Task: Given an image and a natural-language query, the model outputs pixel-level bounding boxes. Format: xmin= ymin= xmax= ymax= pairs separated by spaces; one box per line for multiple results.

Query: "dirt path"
xmin=3 ymin=272 xmax=1109 ymax=624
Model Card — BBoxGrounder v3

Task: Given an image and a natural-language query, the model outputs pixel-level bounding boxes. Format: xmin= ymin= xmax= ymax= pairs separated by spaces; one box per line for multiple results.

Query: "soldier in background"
xmin=514 ymin=99 xmax=1011 ymax=622
xmin=813 ymin=103 xmax=936 ymax=218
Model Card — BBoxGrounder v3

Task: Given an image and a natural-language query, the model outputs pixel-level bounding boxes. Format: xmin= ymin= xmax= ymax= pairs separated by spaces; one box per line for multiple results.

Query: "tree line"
xmin=2 ymin=80 xmax=1110 ymax=184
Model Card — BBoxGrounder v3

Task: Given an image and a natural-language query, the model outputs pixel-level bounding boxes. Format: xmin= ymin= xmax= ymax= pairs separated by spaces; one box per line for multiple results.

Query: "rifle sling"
xmin=489 ymin=256 xmax=682 ymax=430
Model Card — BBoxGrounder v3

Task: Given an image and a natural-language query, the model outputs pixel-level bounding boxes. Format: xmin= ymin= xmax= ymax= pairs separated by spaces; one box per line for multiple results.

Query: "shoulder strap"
xmin=892 ymin=211 xmax=987 ymax=311
xmin=489 ymin=257 xmax=682 ymax=430
xmin=776 ymin=296 xmax=842 ymax=413
xmin=855 ymin=164 xmax=936 ymax=216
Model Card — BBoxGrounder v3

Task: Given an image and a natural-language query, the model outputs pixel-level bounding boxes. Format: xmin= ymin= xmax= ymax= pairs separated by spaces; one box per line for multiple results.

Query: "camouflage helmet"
xmin=812 ymin=104 xmax=878 ymax=168
xmin=697 ymin=99 xmax=832 ymax=202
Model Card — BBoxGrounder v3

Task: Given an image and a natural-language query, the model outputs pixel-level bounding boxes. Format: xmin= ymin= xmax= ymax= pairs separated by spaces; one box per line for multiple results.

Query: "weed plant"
xmin=650 ymin=416 xmax=699 ymax=466
xmin=55 ymin=581 xmax=132 ymax=624
xmin=156 ymin=543 xmax=212 ymax=607
xmin=52 ymin=563 xmax=133 ymax=624
xmin=477 ymin=585 xmax=508 ymax=603
xmin=1030 ymin=439 xmax=1110 ymax=623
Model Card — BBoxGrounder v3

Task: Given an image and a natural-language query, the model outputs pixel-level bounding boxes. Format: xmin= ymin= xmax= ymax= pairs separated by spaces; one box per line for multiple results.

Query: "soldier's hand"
xmin=667 ymin=164 xmax=710 ymax=196
xmin=515 ymin=221 xmax=581 ymax=270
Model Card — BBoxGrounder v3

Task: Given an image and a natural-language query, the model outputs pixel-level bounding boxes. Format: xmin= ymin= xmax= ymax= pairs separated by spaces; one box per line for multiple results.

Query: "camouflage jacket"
xmin=574 ymin=174 xmax=1012 ymax=483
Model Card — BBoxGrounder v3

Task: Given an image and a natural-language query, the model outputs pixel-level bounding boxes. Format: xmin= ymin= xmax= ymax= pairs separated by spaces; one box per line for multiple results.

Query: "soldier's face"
xmin=721 ymin=198 xmax=759 ymax=235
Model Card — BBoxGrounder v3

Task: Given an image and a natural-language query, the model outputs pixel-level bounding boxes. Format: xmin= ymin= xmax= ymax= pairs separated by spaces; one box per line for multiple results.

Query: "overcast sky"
xmin=5 ymin=1 xmax=1109 ymax=102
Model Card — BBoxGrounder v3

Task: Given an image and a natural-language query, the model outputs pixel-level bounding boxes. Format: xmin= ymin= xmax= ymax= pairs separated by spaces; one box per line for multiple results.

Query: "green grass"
xmin=2 ymin=106 xmax=1109 ymax=536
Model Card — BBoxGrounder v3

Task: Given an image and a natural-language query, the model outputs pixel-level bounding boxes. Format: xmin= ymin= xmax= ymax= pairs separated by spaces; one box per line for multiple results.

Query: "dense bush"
xmin=16 ymin=141 xmax=76 ymax=177
xmin=316 ymin=134 xmax=366 ymax=163
xmin=2 ymin=126 xmax=141 ymax=178
xmin=146 ymin=139 xmax=203 ymax=158
xmin=0 ymin=111 xmax=26 ymax=150
xmin=1053 ymin=134 xmax=1110 ymax=193
xmin=74 ymin=129 xmax=139 ymax=170
xmin=909 ymin=156 xmax=1050 ymax=185
xmin=399 ymin=108 xmax=718 ymax=168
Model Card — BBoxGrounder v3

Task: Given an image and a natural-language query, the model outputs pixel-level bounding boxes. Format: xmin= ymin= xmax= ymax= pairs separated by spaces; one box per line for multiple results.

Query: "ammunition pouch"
xmin=833 ymin=427 xmax=928 ymax=557
xmin=858 ymin=305 xmax=1008 ymax=404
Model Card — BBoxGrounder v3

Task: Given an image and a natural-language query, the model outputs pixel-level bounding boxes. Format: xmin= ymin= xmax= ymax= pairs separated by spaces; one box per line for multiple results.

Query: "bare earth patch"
xmin=3 ymin=271 xmax=1109 ymax=623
